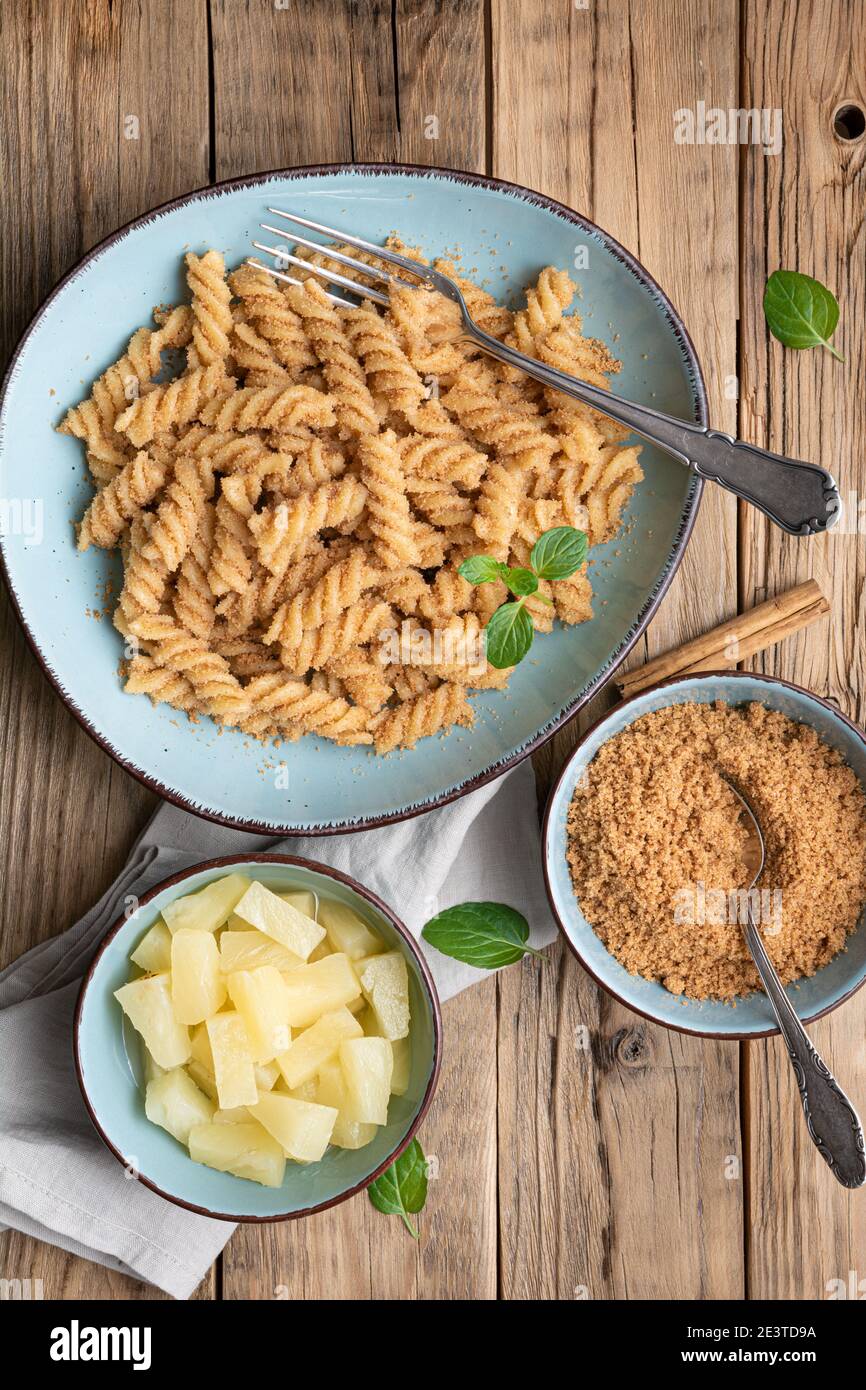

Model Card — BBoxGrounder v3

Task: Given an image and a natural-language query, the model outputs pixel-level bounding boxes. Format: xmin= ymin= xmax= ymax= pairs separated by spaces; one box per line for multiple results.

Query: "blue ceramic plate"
xmin=75 ymin=854 xmax=441 ymax=1221
xmin=543 ymin=671 xmax=866 ymax=1038
xmin=0 ymin=164 xmax=704 ymax=833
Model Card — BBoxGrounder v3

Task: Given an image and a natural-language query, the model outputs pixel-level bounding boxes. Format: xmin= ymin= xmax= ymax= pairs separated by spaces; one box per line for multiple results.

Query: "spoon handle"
xmin=744 ymin=911 xmax=866 ymax=1188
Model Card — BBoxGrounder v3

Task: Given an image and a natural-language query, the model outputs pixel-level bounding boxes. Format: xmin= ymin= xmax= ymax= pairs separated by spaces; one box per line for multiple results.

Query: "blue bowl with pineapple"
xmin=74 ymin=855 xmax=441 ymax=1220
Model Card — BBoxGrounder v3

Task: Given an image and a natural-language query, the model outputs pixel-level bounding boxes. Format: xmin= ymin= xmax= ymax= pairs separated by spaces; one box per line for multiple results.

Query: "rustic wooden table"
xmin=1 ymin=0 xmax=864 ymax=1301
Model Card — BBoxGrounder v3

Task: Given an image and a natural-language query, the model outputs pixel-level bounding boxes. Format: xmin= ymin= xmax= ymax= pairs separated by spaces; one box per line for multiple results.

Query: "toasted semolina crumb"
xmin=566 ymin=701 xmax=866 ymax=1001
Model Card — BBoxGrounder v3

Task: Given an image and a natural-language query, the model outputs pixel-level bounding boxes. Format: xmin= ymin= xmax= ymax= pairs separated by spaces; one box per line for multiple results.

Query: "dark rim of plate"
xmin=0 ymin=161 xmax=706 ymax=835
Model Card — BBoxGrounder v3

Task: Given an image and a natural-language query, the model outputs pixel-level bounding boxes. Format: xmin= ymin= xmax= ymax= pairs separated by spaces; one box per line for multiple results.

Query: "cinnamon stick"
xmin=617 ymin=579 xmax=829 ymax=699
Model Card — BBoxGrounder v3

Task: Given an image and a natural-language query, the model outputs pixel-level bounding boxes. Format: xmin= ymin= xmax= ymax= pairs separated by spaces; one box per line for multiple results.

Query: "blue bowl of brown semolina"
xmin=543 ymin=670 xmax=866 ymax=1039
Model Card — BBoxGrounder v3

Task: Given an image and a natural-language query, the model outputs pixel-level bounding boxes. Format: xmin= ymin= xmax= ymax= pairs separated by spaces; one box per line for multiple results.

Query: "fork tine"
xmin=282 ymin=255 xmax=390 ymax=308
xmin=250 ymin=242 xmax=360 ymax=303
xmin=260 ymin=222 xmax=415 ymax=290
xmin=244 ymin=258 xmax=356 ymax=310
xmin=254 ymin=237 xmax=389 ymax=307
xmin=266 ymin=208 xmax=431 ymax=282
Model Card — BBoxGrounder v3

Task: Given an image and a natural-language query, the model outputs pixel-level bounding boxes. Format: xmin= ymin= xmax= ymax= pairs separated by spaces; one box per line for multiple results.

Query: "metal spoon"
xmin=724 ymin=776 xmax=866 ymax=1188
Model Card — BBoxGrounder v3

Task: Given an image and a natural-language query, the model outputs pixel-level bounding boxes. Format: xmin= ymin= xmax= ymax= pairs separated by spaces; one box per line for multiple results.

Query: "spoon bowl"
xmin=722 ymin=776 xmax=765 ymax=887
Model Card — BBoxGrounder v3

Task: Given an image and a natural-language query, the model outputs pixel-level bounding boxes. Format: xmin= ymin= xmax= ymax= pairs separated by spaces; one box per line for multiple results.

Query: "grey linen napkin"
xmin=0 ymin=759 xmax=555 ymax=1299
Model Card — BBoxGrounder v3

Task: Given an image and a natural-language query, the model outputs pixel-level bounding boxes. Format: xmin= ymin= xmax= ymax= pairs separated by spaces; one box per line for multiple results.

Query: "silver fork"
xmin=724 ymin=776 xmax=865 ymax=1189
xmin=249 ymin=209 xmax=841 ymax=537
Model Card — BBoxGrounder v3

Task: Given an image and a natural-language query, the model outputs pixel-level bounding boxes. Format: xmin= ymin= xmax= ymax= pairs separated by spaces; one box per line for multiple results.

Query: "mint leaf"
xmin=530 ymin=526 xmax=588 ymax=580
xmin=484 ymin=600 xmax=534 ymax=668
xmin=458 ymin=555 xmax=506 ymax=585
xmin=422 ymin=901 xmax=543 ymax=968
xmin=503 ymin=566 xmax=538 ymax=597
xmin=367 ymin=1138 xmax=428 ymax=1238
xmin=763 ymin=270 xmax=844 ymax=361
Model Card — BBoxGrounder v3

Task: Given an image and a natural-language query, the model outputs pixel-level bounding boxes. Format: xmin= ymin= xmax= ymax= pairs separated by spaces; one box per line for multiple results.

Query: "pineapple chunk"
xmin=233 ymin=881 xmax=326 ymax=961
xmin=145 ymin=1067 xmax=214 ymax=1144
xmin=254 ymin=1059 xmax=281 ymax=1092
xmin=358 ymin=1005 xmax=409 ymax=1092
xmin=249 ymin=1091 xmax=337 ymax=1163
xmin=339 ymin=1037 xmax=393 ymax=1125
xmin=115 ymin=974 xmax=191 ymax=1069
xmin=189 ymin=1120 xmax=286 ymax=1188
xmin=307 ymin=940 xmax=332 ymax=963
xmin=220 ymin=929 xmax=304 ymax=975
xmin=162 ymin=873 xmax=251 ymax=935
xmin=227 ymin=967 xmax=291 ymax=1063
xmin=171 ymin=929 xmax=226 ymax=1024
xmin=358 ymin=951 xmax=410 ymax=1041
xmin=276 ymin=1007 xmax=363 ymax=1090
xmin=278 ymin=890 xmax=318 ymax=919
xmin=276 ymin=1077 xmax=318 ymax=1102
xmin=315 ymin=1060 xmax=377 ymax=1150
xmin=190 ymin=1024 xmax=278 ymax=1095
xmin=390 ymin=1036 xmax=411 ymax=1096
xmin=357 ymin=1004 xmax=377 ymax=1035
xmin=206 ymin=1012 xmax=259 ymax=1109
xmin=318 ymin=899 xmax=384 ymax=961
xmin=141 ymin=1042 xmax=165 ymax=1086
xmin=190 ymin=1021 xmax=214 ymax=1070
xmin=130 ymin=919 xmax=172 ymax=974
xmin=186 ymin=1060 xmax=217 ymax=1100
xmin=213 ymin=1106 xmax=250 ymax=1124
xmin=281 ymin=953 xmax=361 ymax=1028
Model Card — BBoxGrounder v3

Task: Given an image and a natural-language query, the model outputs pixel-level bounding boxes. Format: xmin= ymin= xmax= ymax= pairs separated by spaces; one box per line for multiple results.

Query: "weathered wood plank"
xmin=740 ymin=0 xmax=866 ymax=1300
xmin=0 ymin=0 xmax=210 ymax=1299
xmin=212 ymin=0 xmax=496 ymax=1301
xmin=210 ymin=0 xmax=485 ymax=176
xmin=493 ymin=0 xmax=743 ymax=1298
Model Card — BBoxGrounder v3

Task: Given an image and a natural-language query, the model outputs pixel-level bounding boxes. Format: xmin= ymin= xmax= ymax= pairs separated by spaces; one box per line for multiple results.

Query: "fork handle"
xmin=466 ymin=326 xmax=840 ymax=536
xmin=743 ymin=911 xmax=866 ymax=1189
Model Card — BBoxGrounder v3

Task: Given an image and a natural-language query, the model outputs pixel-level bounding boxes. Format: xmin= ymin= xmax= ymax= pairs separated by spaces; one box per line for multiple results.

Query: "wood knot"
xmin=833 ymin=103 xmax=866 ymax=142
xmin=613 ymin=1026 xmax=652 ymax=1069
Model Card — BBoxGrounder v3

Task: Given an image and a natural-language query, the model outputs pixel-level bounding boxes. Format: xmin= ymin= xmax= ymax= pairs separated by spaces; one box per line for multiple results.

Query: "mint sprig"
xmin=502 ymin=566 xmax=539 ymax=597
xmin=422 ymin=901 xmax=543 ymax=968
xmin=458 ymin=525 xmax=588 ymax=668
xmin=531 ymin=526 xmax=588 ymax=579
xmin=458 ymin=555 xmax=505 ymax=585
xmin=763 ymin=270 xmax=844 ymax=361
xmin=483 ymin=601 xmax=535 ymax=667
xmin=367 ymin=1137 xmax=428 ymax=1238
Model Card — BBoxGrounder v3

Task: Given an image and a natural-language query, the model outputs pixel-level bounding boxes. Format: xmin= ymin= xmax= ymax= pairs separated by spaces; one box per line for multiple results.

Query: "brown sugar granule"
xmin=565 ymin=701 xmax=866 ymax=1001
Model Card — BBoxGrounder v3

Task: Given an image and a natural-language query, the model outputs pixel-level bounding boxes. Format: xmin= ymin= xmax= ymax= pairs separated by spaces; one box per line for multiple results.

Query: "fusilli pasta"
xmin=77 ymin=450 xmax=168 ymax=550
xmin=59 ymin=240 xmax=641 ymax=752
xmin=186 ymin=251 xmax=234 ymax=367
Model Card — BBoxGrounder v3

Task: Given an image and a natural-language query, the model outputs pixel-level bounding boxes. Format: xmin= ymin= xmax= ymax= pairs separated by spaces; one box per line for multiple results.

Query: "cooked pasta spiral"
xmin=186 ymin=251 xmax=234 ymax=367
xmin=358 ymin=430 xmax=419 ymax=569
xmin=77 ymin=450 xmax=168 ymax=550
xmin=59 ymin=243 xmax=639 ymax=751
